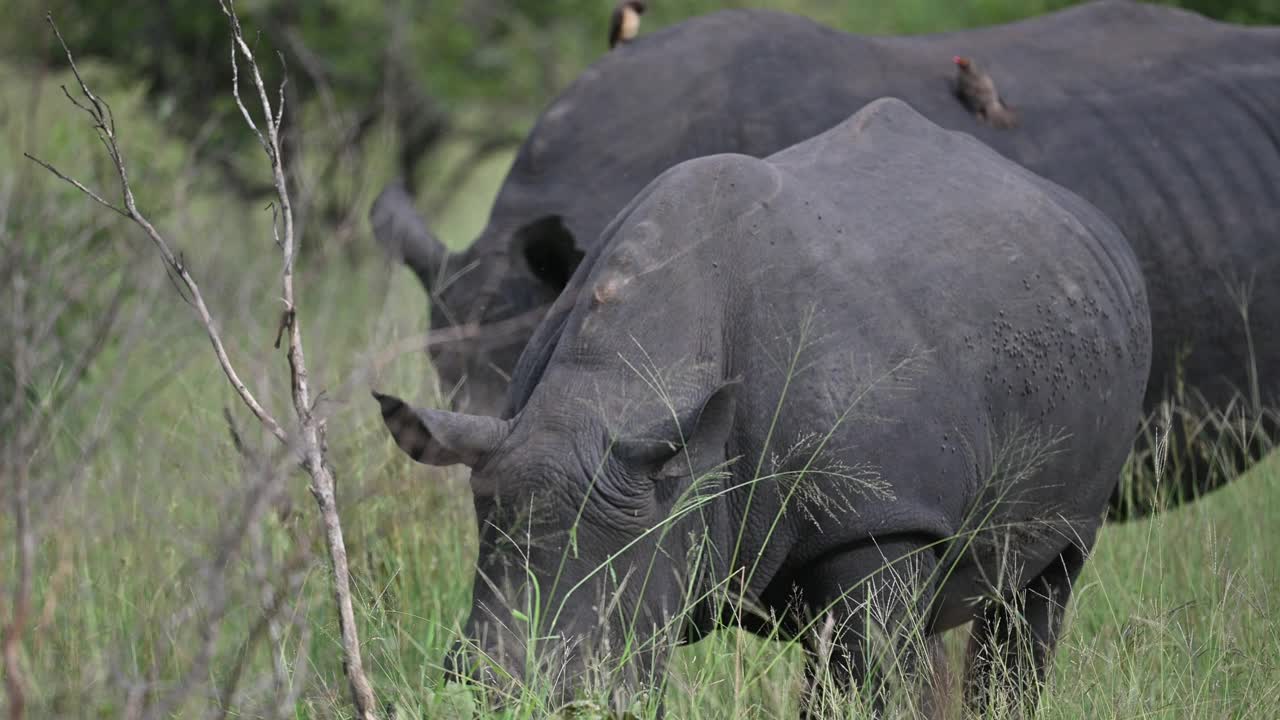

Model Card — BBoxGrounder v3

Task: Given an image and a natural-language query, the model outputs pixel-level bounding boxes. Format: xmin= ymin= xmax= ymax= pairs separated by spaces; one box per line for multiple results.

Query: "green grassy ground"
xmin=5 ymin=53 xmax=1279 ymax=720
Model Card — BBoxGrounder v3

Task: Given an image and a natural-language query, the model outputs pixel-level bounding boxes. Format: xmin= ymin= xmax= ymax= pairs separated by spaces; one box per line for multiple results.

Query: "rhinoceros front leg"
xmin=963 ymin=541 xmax=1088 ymax=718
xmin=795 ymin=535 xmax=941 ymax=718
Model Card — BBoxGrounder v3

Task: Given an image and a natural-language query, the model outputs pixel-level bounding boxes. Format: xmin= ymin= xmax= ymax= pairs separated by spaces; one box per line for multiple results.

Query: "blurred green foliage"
xmin=4 ymin=0 xmax=1276 ymax=257
xmin=1171 ymin=0 xmax=1280 ymax=21
xmin=5 ymin=1 xmax=1274 ymax=161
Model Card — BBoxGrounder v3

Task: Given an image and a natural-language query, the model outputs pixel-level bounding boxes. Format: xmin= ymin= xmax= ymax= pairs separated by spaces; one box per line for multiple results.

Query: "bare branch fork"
xmin=27 ymin=5 xmax=378 ymax=718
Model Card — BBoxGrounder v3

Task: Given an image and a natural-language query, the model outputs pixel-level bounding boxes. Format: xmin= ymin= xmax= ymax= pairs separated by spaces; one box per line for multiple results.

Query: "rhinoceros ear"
xmin=372 ymin=391 xmax=511 ymax=468
xmin=515 ymin=215 xmax=584 ymax=293
xmin=613 ymin=379 xmax=740 ymax=480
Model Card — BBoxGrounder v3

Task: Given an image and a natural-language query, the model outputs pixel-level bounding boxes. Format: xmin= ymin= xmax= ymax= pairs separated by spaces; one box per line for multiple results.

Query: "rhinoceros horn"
xmin=372 ymin=391 xmax=512 ymax=469
xmin=370 ymin=180 xmax=448 ymax=291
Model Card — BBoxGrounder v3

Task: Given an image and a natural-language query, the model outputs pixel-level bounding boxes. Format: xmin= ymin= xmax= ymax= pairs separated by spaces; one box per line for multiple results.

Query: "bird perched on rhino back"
xmin=609 ymin=0 xmax=647 ymax=49
xmin=953 ymin=55 xmax=1018 ymax=128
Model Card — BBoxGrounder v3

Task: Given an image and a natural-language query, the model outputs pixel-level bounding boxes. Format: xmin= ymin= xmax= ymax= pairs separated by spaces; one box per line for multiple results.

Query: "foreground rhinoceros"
xmin=374 ymin=1 xmax=1279 ymax=516
xmin=375 ymin=99 xmax=1151 ymax=714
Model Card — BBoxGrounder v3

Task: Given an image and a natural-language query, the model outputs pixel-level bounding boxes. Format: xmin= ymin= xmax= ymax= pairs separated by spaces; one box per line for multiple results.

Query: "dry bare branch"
xmin=363 ymin=302 xmax=552 ymax=375
xmin=26 ymin=6 xmax=379 ymax=718
xmin=0 ymin=67 xmax=120 ymax=716
xmin=217 ymin=1 xmax=378 ymax=714
xmin=27 ymin=14 xmax=288 ymax=446
xmin=3 ymin=244 xmax=34 ymax=720
xmin=211 ymin=540 xmax=311 ymax=720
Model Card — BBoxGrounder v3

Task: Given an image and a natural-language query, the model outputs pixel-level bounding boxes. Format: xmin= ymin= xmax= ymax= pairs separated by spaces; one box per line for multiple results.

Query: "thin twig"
xmin=28 ymin=12 xmax=287 ymax=444
xmin=21 ymin=153 xmax=127 ymax=218
xmin=224 ymin=407 xmax=251 ymax=460
xmin=367 ymin=302 xmax=551 ymax=370
xmin=16 ymin=271 xmax=130 ymax=459
xmin=226 ymin=19 xmax=268 ymax=155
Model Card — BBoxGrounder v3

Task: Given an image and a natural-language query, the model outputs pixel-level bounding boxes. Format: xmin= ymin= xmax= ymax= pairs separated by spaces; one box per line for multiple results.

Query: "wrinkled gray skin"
xmin=376 ymin=100 xmax=1152 ymax=713
xmin=372 ymin=0 xmax=1280 ymax=516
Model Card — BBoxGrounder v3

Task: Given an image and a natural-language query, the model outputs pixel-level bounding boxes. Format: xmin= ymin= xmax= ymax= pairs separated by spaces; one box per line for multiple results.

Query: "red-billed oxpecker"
xmin=609 ymin=1 xmax=647 ymax=50
xmin=953 ymin=55 xmax=1018 ymax=129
